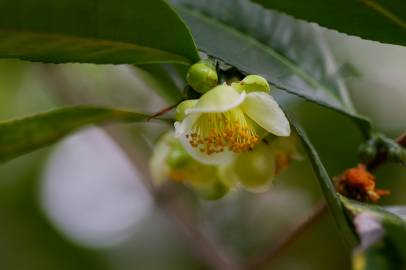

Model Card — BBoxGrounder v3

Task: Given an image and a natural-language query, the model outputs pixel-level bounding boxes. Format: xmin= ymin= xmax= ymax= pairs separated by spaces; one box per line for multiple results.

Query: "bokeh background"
xmin=0 ymin=27 xmax=405 ymax=270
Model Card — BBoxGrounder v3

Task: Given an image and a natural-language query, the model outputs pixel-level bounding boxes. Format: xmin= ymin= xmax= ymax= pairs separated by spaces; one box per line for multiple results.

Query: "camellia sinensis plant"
xmin=150 ymin=60 xmax=302 ymax=198
xmin=0 ymin=0 xmax=405 ymax=269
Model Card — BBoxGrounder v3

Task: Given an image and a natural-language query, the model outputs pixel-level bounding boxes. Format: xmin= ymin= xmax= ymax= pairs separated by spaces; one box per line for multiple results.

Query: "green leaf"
xmin=170 ymin=0 xmax=371 ymax=137
xmin=341 ymin=198 xmax=406 ymax=269
xmin=137 ymin=64 xmax=187 ymax=103
xmin=0 ymin=0 xmax=199 ymax=65
xmin=292 ymin=120 xmax=358 ymax=247
xmin=0 ymin=106 xmax=163 ymax=163
xmin=253 ymin=0 xmax=406 ymax=47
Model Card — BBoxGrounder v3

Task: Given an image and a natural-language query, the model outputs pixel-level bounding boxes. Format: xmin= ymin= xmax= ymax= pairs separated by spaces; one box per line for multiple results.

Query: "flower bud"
xmin=149 ymin=131 xmax=230 ymax=199
xmin=193 ymin=180 xmax=229 ymax=200
xmin=232 ymin=75 xmax=270 ymax=93
xmin=388 ymin=146 xmax=405 ymax=163
xmin=176 ymin=99 xmax=198 ymax=121
xmin=358 ymin=143 xmax=377 ymax=163
xmin=166 ymin=146 xmax=189 ymax=169
xmin=233 ymin=143 xmax=275 ymax=193
xmin=186 ymin=60 xmax=218 ymax=93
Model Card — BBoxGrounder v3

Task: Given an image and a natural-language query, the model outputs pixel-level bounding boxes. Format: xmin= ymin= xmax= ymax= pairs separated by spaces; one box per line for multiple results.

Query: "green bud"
xmin=186 ymin=60 xmax=218 ymax=93
xmin=232 ymin=75 xmax=270 ymax=93
xmin=193 ymin=180 xmax=229 ymax=200
xmin=358 ymin=143 xmax=377 ymax=163
xmin=234 ymin=143 xmax=275 ymax=193
xmin=176 ymin=99 xmax=198 ymax=121
xmin=388 ymin=146 xmax=404 ymax=162
xmin=166 ymin=146 xmax=189 ymax=169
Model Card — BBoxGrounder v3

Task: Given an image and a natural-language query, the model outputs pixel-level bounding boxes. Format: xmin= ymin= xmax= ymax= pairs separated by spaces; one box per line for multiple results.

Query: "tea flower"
xmin=175 ymin=77 xmax=290 ymax=165
xmin=149 ymin=132 xmax=229 ymax=200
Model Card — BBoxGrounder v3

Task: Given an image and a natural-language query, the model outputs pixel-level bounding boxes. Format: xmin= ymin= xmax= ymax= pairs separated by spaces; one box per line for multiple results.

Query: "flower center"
xmin=186 ymin=108 xmax=259 ymax=155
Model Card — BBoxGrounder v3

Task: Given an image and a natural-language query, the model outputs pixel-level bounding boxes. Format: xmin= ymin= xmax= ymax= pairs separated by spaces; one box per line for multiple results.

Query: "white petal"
xmin=186 ymin=84 xmax=246 ymax=114
xmin=174 ymin=114 xmax=236 ymax=165
xmin=241 ymin=92 xmax=290 ymax=136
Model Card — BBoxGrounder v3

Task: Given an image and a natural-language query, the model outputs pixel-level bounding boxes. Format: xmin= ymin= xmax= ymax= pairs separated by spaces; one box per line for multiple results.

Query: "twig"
xmin=395 ymin=132 xmax=406 ymax=147
xmin=246 ymin=202 xmax=328 ymax=270
xmin=147 ymin=100 xmax=183 ymax=121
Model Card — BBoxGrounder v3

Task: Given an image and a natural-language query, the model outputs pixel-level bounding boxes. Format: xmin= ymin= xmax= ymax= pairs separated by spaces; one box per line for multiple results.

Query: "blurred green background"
xmin=0 ymin=28 xmax=404 ymax=270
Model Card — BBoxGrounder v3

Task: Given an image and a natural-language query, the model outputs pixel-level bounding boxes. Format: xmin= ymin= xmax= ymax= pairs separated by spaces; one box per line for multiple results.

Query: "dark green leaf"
xmin=253 ymin=0 xmax=406 ymax=47
xmin=0 ymin=0 xmax=199 ymax=65
xmin=171 ymin=0 xmax=371 ymax=137
xmin=0 ymin=106 xmax=163 ymax=163
xmin=292 ymin=120 xmax=358 ymax=247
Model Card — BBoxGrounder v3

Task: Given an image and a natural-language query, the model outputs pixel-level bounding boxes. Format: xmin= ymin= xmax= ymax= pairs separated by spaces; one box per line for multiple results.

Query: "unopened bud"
xmin=186 ymin=60 xmax=218 ymax=93
xmin=176 ymin=99 xmax=198 ymax=121
xmin=232 ymin=75 xmax=270 ymax=93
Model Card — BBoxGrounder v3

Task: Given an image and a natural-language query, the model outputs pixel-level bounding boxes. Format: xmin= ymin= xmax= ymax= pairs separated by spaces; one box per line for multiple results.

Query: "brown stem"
xmin=147 ymin=100 xmax=183 ymax=121
xmin=395 ymin=132 xmax=406 ymax=147
xmin=246 ymin=202 xmax=328 ymax=270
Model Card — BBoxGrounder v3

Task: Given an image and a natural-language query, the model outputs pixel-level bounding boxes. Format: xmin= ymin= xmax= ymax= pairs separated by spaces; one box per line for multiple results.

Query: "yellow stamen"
xmin=186 ymin=108 xmax=259 ymax=155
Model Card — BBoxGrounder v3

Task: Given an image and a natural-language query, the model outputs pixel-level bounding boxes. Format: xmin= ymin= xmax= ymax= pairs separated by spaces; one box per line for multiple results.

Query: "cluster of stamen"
xmin=186 ymin=109 xmax=259 ymax=155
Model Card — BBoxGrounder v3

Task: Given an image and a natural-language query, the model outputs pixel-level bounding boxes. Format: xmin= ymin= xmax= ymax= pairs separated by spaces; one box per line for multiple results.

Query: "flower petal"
xmin=174 ymin=114 xmax=236 ymax=165
xmin=241 ymin=92 xmax=290 ymax=136
xmin=186 ymin=84 xmax=246 ymax=114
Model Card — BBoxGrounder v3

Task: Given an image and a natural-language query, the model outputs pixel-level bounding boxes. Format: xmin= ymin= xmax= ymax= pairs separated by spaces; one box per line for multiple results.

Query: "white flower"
xmin=175 ymin=77 xmax=290 ymax=165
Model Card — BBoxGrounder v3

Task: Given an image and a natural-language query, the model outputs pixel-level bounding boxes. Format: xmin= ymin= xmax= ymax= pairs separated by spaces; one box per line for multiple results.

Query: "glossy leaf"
xmin=0 ymin=106 xmax=163 ymax=163
xmin=0 ymin=0 xmax=199 ymax=65
xmin=253 ymin=0 xmax=406 ymax=47
xmin=171 ymin=0 xmax=371 ymax=137
xmin=292 ymin=121 xmax=358 ymax=246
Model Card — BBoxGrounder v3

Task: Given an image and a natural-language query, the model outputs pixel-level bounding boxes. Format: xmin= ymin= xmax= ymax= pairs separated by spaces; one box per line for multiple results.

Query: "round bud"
xmin=388 ymin=146 xmax=404 ymax=162
xmin=358 ymin=143 xmax=377 ymax=163
xmin=234 ymin=143 xmax=275 ymax=193
xmin=186 ymin=60 xmax=218 ymax=93
xmin=194 ymin=180 xmax=229 ymax=200
xmin=166 ymin=147 xmax=189 ymax=169
xmin=232 ymin=75 xmax=270 ymax=93
xmin=176 ymin=99 xmax=198 ymax=121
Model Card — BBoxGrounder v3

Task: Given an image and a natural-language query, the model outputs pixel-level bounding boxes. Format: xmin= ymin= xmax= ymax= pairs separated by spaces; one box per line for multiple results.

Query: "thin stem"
xmin=395 ymin=132 xmax=406 ymax=147
xmin=246 ymin=202 xmax=328 ymax=270
xmin=147 ymin=100 xmax=183 ymax=121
